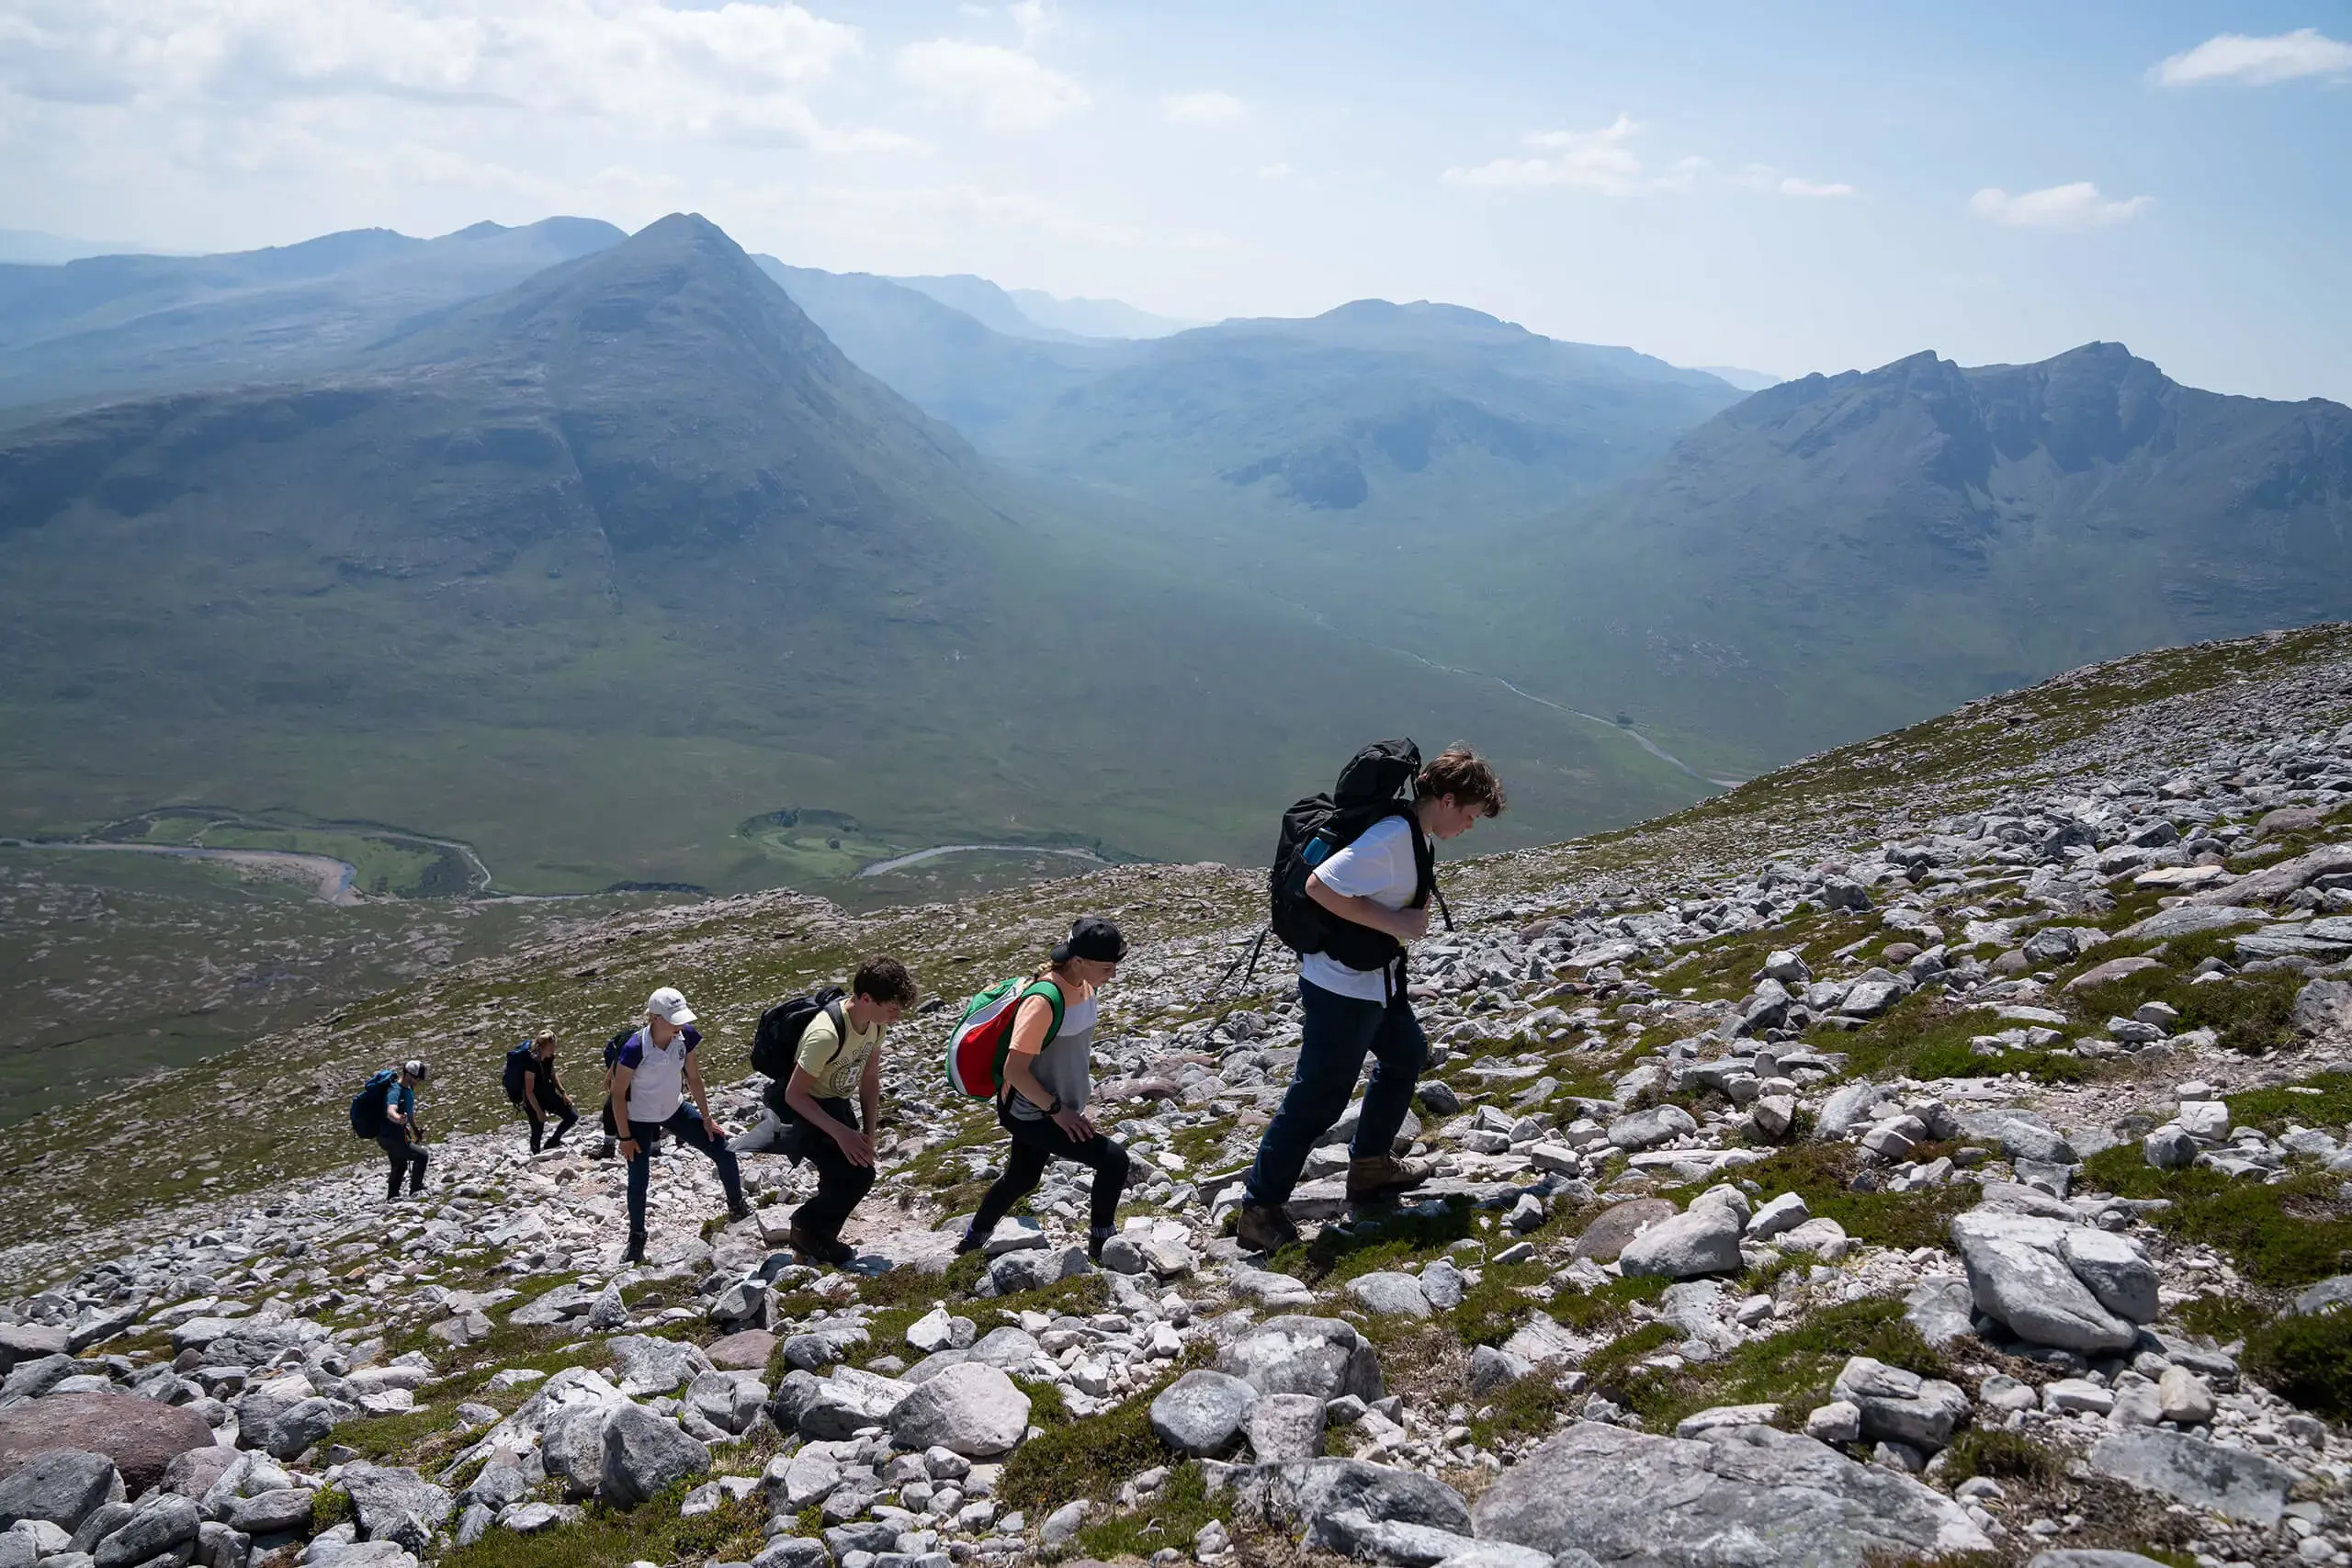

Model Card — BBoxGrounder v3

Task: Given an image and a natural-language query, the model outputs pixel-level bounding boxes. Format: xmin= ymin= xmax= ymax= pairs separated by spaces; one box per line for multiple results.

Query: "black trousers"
xmin=377 ymin=1126 xmax=427 ymax=1197
xmin=791 ymin=1096 xmax=876 ymax=1246
xmin=525 ymin=1089 xmax=578 ymax=1152
xmin=969 ymin=1101 xmax=1130 ymax=1240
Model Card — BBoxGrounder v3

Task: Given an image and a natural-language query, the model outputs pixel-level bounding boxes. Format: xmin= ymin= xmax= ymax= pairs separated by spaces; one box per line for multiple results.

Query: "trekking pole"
xmin=1209 ymin=925 xmax=1273 ymax=996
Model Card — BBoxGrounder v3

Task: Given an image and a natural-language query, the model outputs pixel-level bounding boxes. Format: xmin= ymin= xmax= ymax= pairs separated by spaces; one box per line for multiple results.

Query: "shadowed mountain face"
xmin=0 ymin=214 xmax=1703 ymax=893
xmin=0 ymin=218 xmax=627 ymax=415
xmin=990 ymin=300 xmax=1744 ymax=525
xmin=758 ymin=276 xmax=1746 ymax=532
xmin=1462 ymin=342 xmax=2352 ymax=772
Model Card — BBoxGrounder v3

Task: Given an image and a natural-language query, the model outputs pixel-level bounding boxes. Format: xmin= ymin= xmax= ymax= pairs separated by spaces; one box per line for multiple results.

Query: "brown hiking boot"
xmin=1234 ymin=1202 xmax=1300 ymax=1255
xmin=1347 ymin=1154 xmax=1433 ymax=1202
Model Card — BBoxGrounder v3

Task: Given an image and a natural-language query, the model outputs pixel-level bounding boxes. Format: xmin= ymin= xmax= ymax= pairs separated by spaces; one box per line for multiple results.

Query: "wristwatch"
xmin=1047 ymin=1096 xmax=1064 ymax=1115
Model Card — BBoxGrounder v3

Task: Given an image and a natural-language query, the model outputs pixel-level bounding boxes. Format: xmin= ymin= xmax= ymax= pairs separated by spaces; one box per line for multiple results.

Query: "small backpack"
xmin=750 ymin=988 xmax=848 ymax=1080
xmin=945 ymin=977 xmax=1063 ymax=1099
xmin=502 ymin=1042 xmax=536 ymax=1104
xmin=350 ymin=1068 xmax=397 ymax=1138
xmin=604 ymin=1029 xmax=635 ymax=1074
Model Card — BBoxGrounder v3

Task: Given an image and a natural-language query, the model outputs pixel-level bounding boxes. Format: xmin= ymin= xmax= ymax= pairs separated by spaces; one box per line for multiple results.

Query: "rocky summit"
xmin=12 ymin=626 xmax=2352 ymax=1568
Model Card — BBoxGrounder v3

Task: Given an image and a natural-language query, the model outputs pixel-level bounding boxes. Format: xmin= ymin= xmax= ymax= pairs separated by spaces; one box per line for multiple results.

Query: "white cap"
xmin=647 ymin=986 xmax=696 ymax=1026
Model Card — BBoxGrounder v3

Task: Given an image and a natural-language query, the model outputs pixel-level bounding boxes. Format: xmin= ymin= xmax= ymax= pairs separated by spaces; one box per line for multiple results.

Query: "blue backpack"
xmin=350 ymin=1068 xmax=397 ymax=1138
xmin=503 ymin=1042 xmax=536 ymax=1104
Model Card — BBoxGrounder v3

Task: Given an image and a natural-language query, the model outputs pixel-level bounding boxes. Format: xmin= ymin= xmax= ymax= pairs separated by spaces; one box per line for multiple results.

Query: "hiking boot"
xmin=787 ymin=1222 xmax=854 ymax=1268
xmin=1235 ymin=1202 xmax=1299 ymax=1255
xmin=955 ymin=1224 xmax=992 ymax=1257
xmin=1087 ymin=1225 xmax=1114 ymax=1263
xmin=727 ymin=1198 xmax=754 ymax=1224
xmin=1346 ymin=1155 xmax=1433 ymax=1202
xmin=624 ymin=1232 xmax=647 ymax=1266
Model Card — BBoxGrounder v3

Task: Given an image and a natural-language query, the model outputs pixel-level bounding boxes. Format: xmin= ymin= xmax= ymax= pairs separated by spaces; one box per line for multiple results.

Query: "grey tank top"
xmin=1008 ymin=988 xmax=1099 ymax=1121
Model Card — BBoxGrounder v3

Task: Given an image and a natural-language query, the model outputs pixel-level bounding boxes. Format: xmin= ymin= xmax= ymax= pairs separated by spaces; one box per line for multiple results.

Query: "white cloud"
xmin=1968 ymin=182 xmax=2151 ymax=230
xmin=895 ymin=39 xmax=1087 ymax=131
xmin=1451 ymin=125 xmax=1850 ymax=200
xmin=0 ymin=0 xmax=900 ymax=145
xmin=2153 ymin=28 xmax=2352 ymax=86
xmin=1162 ymin=89 xmax=1244 ymax=126
xmin=1258 ymin=162 xmax=1291 ymax=182
xmin=1445 ymin=114 xmax=1654 ymax=195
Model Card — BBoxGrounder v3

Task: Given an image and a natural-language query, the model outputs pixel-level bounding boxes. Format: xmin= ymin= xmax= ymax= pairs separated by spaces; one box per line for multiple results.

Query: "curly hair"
xmin=1417 ymin=744 xmax=1506 ymax=818
xmin=852 ymin=955 xmax=918 ymax=1007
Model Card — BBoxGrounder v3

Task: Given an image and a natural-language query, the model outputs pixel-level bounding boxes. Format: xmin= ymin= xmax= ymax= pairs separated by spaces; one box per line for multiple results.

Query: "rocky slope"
xmin=12 ymin=625 xmax=2352 ymax=1568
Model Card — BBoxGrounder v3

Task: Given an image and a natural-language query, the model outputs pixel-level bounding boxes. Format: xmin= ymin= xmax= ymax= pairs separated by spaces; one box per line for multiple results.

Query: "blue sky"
xmin=3 ymin=0 xmax=2347 ymax=400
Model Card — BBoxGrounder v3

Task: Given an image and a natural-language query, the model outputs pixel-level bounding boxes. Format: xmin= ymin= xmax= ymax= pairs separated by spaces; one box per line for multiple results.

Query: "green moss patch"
xmin=2080 ymin=1147 xmax=2352 ymax=1288
xmin=436 ymin=1479 xmax=763 ymax=1568
xmin=2244 ymin=1305 xmax=2352 ymax=1422
xmin=1667 ymin=1145 xmax=1973 ymax=1253
xmin=1589 ymin=1296 xmax=1946 ymax=1437
xmin=1073 ymin=1461 xmax=1232 ymax=1562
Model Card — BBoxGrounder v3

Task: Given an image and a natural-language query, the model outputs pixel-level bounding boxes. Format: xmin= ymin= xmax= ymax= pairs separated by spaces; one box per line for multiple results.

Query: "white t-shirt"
xmin=617 ymin=1026 xmax=694 ymax=1124
xmin=1300 ymin=814 xmax=1422 ymax=1002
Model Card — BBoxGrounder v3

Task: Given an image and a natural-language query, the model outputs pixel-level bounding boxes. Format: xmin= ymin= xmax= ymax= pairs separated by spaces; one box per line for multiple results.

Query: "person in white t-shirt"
xmin=1236 ymin=746 xmax=1506 ymax=1255
xmin=609 ymin=985 xmax=750 ymax=1265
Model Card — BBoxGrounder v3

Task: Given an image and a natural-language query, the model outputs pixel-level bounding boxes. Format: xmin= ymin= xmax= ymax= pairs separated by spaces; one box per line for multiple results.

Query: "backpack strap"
xmin=993 ymin=979 xmax=1067 ymax=1108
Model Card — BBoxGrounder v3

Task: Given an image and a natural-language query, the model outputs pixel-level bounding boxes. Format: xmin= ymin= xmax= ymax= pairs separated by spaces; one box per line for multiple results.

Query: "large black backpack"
xmin=1226 ymin=739 xmax=1451 ymax=991
xmin=350 ymin=1067 xmax=397 ymax=1138
xmin=502 ymin=1042 xmax=536 ymax=1104
xmin=750 ymin=987 xmax=848 ymax=1080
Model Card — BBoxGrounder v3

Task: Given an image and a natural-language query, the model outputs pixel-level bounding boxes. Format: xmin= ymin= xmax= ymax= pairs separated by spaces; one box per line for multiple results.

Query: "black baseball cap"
xmin=1053 ymin=915 xmax=1127 ymax=964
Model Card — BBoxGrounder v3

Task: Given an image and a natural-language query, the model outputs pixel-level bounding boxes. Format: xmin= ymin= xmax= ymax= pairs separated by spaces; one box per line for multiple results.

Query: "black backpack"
xmin=502 ymin=1042 xmax=536 ymax=1104
xmin=1227 ymin=739 xmax=1452 ymax=991
xmin=750 ymin=987 xmax=848 ymax=1080
xmin=350 ymin=1067 xmax=397 ymax=1138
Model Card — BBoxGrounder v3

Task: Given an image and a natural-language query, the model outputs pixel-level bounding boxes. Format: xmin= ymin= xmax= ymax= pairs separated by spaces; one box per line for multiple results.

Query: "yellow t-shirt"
xmin=794 ymin=1008 xmax=881 ymax=1100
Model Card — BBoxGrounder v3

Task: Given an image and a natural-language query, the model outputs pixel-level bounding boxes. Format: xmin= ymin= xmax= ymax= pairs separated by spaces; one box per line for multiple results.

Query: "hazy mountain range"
xmin=2 ymin=211 xmax=2346 ymax=894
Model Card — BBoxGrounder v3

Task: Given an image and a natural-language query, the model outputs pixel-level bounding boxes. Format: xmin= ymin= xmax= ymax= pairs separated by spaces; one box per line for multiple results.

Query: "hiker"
xmin=734 ymin=957 xmax=917 ymax=1266
xmin=611 ymin=986 xmax=751 ymax=1264
xmin=1235 ymin=744 xmax=1505 ymax=1254
xmin=510 ymin=1036 xmax=577 ymax=1153
xmin=376 ymin=1060 xmax=431 ymax=1201
xmin=959 ymin=917 xmax=1132 ymax=1262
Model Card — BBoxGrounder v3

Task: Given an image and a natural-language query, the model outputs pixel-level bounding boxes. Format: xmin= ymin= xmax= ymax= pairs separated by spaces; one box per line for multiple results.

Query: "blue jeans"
xmin=1242 ymin=979 xmax=1428 ymax=1208
xmin=624 ymin=1105 xmax=744 ymax=1242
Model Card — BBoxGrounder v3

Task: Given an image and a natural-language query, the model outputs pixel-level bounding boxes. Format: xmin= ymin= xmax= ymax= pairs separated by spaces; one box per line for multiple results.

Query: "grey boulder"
xmin=1617 ymin=1200 xmax=1744 ymax=1280
xmin=1949 ymin=1212 xmax=2135 ymax=1352
xmin=1345 ymin=1274 xmax=1432 ymax=1319
xmin=1246 ymin=1394 xmax=1327 ymax=1464
xmin=1827 ymin=1359 xmax=1969 ymax=1452
xmin=888 ymin=1363 xmax=1029 ymax=1457
xmin=605 ymin=1336 xmax=714 ymax=1397
xmin=598 ymin=1403 xmax=709 ymax=1508
xmin=264 ymin=1398 xmax=350 ymax=1461
xmin=771 ymin=1368 xmax=911 ymax=1440
xmin=1220 ymin=1457 xmax=1469 ymax=1558
xmin=1470 ymin=1421 xmax=1991 ymax=1568
xmin=339 ymin=1464 xmax=450 ymax=1553
xmin=2087 ymin=1428 xmax=2300 ymax=1527
xmin=227 ymin=1488 xmax=314 ymax=1536
xmin=1216 ymin=1317 xmax=1383 ymax=1403
xmin=1607 ymin=1106 xmax=1697 ymax=1153
xmin=0 ymin=1450 xmax=123 ymax=1532
xmin=1149 ymin=1371 xmax=1259 ymax=1459
xmin=2058 ymin=1229 xmax=2159 ymax=1325
xmin=91 ymin=1494 xmax=200 ymax=1568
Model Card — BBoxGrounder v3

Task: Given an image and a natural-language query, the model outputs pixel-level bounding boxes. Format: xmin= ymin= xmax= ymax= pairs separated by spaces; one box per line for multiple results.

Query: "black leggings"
xmin=969 ymin=1102 xmax=1130 ymax=1240
xmin=525 ymin=1090 xmax=578 ymax=1152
